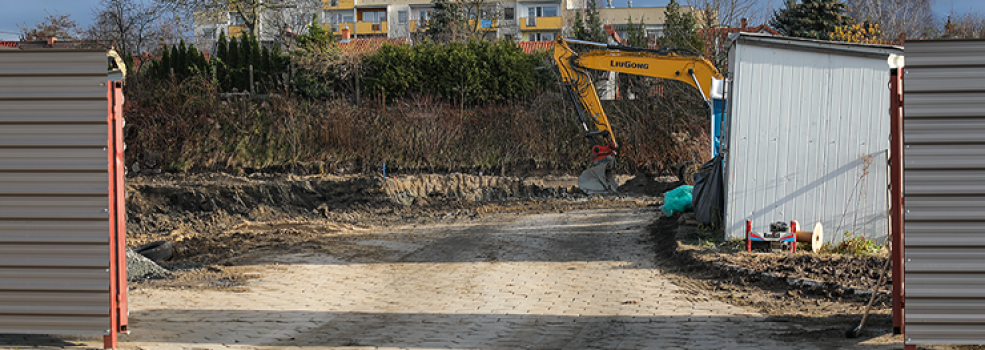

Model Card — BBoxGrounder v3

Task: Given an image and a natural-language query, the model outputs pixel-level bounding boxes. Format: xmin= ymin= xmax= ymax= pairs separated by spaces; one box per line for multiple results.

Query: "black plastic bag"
xmin=692 ymin=154 xmax=724 ymax=225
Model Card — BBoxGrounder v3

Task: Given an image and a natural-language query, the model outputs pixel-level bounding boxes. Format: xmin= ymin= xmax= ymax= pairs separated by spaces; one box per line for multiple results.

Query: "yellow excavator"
xmin=553 ymin=37 xmax=722 ymax=193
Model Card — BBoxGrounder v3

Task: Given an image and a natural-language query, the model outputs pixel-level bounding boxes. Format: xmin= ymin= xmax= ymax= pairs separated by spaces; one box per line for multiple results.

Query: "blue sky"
xmin=1 ymin=0 xmax=983 ymax=40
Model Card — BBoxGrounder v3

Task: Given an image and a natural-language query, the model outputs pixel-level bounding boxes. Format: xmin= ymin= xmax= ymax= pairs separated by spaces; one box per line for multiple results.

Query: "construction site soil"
xmin=125 ymin=172 xmax=905 ymax=345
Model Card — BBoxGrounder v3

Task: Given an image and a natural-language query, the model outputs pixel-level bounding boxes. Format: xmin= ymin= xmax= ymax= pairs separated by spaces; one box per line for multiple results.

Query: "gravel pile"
xmin=126 ymin=248 xmax=170 ymax=281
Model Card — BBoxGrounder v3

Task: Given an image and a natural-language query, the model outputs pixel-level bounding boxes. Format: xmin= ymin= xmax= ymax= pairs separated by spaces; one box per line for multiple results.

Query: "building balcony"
xmin=323 ymin=0 xmax=355 ymax=9
xmin=324 ymin=22 xmax=356 ymax=35
xmin=355 ymin=21 xmax=388 ymax=34
xmin=228 ymin=25 xmax=247 ymax=37
xmin=520 ymin=16 xmax=561 ymax=30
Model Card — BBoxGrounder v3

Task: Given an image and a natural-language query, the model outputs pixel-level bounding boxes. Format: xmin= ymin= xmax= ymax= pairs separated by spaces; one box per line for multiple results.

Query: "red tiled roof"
xmin=517 ymin=41 xmax=552 ymax=54
xmin=338 ymin=38 xmax=409 ymax=55
xmin=603 ymin=24 xmax=625 ymax=45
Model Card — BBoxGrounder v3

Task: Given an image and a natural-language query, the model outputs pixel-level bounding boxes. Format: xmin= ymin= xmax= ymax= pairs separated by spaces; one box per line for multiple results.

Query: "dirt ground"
xmin=115 ymin=171 xmax=984 ymax=349
xmin=125 ymin=174 xmax=888 ymax=314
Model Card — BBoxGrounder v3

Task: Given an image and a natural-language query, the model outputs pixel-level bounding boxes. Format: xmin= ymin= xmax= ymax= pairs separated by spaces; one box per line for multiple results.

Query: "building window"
xmin=504 ymin=7 xmax=514 ymax=20
xmin=327 ymin=11 xmax=354 ymax=24
xmin=329 ymin=0 xmax=338 ymax=7
xmin=543 ymin=6 xmax=558 ymax=17
xmin=528 ymin=32 xmax=556 ymax=41
xmin=229 ymin=12 xmax=246 ymax=25
xmin=398 ymin=11 xmax=408 ymax=24
xmin=528 ymin=5 xmax=558 ymax=18
xmin=419 ymin=10 xmax=432 ymax=21
xmin=204 ymin=28 xmax=217 ymax=40
xmin=363 ymin=11 xmax=386 ymax=23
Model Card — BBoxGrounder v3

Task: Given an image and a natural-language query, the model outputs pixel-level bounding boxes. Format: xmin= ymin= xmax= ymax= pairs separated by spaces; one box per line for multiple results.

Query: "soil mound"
xmin=618 ymin=174 xmax=680 ymax=197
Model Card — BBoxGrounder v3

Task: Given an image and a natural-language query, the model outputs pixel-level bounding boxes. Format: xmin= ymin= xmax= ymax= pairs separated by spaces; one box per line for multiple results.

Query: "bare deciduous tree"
xmin=163 ymin=0 xmax=319 ymax=51
xmin=158 ymin=0 xmax=263 ymax=36
xmin=687 ymin=0 xmax=761 ymax=29
xmin=426 ymin=0 xmax=503 ymax=42
xmin=84 ymin=0 xmax=163 ymax=57
xmin=260 ymin=0 xmax=321 ymax=47
xmin=152 ymin=11 xmax=194 ymax=50
xmin=159 ymin=0 xmax=317 ymax=38
xmin=843 ymin=0 xmax=935 ymax=39
xmin=18 ymin=11 xmax=79 ymax=40
xmin=942 ymin=11 xmax=985 ymax=39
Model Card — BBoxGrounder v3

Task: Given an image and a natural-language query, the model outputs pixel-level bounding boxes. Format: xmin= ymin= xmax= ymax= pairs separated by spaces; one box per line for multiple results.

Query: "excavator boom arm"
xmin=553 ymin=37 xmax=722 ymax=148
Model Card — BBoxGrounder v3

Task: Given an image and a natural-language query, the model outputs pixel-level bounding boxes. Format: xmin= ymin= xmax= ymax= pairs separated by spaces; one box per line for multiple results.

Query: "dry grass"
xmin=124 ymin=76 xmax=711 ymax=176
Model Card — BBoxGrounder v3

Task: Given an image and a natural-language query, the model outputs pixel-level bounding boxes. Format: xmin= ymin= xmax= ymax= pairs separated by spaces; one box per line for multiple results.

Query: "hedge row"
xmin=362 ymin=39 xmax=550 ymax=104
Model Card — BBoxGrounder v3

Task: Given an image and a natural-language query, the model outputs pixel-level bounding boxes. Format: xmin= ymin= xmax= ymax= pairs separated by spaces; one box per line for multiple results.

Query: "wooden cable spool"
xmin=790 ymin=221 xmax=824 ymax=253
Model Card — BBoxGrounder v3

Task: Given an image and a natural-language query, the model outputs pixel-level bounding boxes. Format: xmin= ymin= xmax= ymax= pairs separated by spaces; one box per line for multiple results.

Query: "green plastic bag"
xmin=661 ymin=185 xmax=694 ymax=216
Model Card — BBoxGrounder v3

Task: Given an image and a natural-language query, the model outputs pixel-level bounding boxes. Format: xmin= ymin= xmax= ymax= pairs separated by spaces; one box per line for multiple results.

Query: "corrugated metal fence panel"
xmin=724 ymin=38 xmax=893 ymax=244
xmin=904 ymin=39 xmax=985 ymax=345
xmin=0 ymin=51 xmax=111 ymax=335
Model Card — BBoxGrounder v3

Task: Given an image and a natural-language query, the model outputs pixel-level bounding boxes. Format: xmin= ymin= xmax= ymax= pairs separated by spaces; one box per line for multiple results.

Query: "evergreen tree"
xmin=657 ymin=0 xmax=704 ymax=54
xmin=243 ymin=34 xmax=257 ymax=91
xmin=187 ymin=45 xmax=207 ymax=76
xmin=296 ymin=14 xmax=336 ymax=52
xmin=241 ymin=34 xmax=253 ymax=72
xmin=427 ymin=0 xmax=463 ymax=42
xmin=123 ymin=54 xmax=135 ymax=76
xmin=250 ymin=34 xmax=261 ymax=68
xmin=169 ymin=45 xmax=180 ymax=77
xmin=260 ymin=46 xmax=271 ymax=84
xmin=572 ymin=12 xmax=587 ymax=40
xmin=215 ymin=30 xmax=228 ymax=86
xmin=770 ymin=0 xmax=854 ymax=40
xmin=573 ymin=0 xmax=606 ymax=42
xmin=159 ymin=45 xmax=171 ymax=77
xmin=177 ymin=40 xmax=188 ymax=77
xmin=270 ymin=45 xmax=285 ymax=72
xmin=216 ymin=30 xmax=228 ymax=62
xmin=626 ymin=17 xmax=647 ymax=48
xmin=228 ymin=36 xmax=240 ymax=90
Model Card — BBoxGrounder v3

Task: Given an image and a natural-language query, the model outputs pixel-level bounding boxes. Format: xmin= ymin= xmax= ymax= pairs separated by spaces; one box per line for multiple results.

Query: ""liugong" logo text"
xmin=610 ymin=60 xmax=649 ymax=69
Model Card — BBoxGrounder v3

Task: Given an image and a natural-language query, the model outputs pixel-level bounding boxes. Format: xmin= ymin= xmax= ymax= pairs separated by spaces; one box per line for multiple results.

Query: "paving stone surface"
xmin=0 ymin=209 xmax=902 ymax=349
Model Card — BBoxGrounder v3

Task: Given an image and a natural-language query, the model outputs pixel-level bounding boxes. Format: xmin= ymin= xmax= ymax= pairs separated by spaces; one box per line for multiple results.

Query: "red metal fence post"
xmin=890 ymin=68 xmax=905 ymax=335
xmin=104 ymin=81 xmax=129 ymax=349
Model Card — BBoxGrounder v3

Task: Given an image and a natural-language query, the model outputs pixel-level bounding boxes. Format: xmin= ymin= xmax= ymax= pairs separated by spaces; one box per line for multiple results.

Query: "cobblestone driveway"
xmin=2 ymin=208 xmax=902 ymax=349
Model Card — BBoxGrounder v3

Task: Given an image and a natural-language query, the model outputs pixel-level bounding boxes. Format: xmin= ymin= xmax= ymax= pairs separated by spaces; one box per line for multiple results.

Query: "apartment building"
xmin=321 ymin=0 xmax=565 ymax=41
xmin=194 ymin=0 xmax=693 ymax=46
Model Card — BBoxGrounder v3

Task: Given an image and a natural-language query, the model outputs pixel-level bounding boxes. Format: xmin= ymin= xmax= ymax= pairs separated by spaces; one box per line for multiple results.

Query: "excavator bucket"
xmin=578 ymin=156 xmax=619 ymax=194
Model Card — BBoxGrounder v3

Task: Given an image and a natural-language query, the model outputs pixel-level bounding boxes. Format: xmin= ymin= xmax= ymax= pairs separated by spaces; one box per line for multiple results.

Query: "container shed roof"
xmin=728 ymin=32 xmax=903 ymax=59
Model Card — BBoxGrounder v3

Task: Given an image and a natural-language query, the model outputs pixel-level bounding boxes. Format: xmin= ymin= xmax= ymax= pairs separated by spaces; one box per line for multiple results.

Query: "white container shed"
xmin=723 ymin=33 xmax=904 ymax=243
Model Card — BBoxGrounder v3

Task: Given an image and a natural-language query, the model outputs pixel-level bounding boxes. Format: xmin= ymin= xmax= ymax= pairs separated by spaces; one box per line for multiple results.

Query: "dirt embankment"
xmin=125 ymin=173 xmax=667 ymax=268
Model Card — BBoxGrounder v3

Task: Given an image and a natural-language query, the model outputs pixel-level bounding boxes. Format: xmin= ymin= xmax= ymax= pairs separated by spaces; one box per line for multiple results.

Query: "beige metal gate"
xmin=0 ymin=50 xmax=127 ymax=348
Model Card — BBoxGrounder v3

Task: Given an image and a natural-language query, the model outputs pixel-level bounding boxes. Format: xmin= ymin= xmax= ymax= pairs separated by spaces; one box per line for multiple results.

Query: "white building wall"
xmin=388 ymin=5 xmax=411 ymax=38
xmin=724 ymin=34 xmax=901 ymax=244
